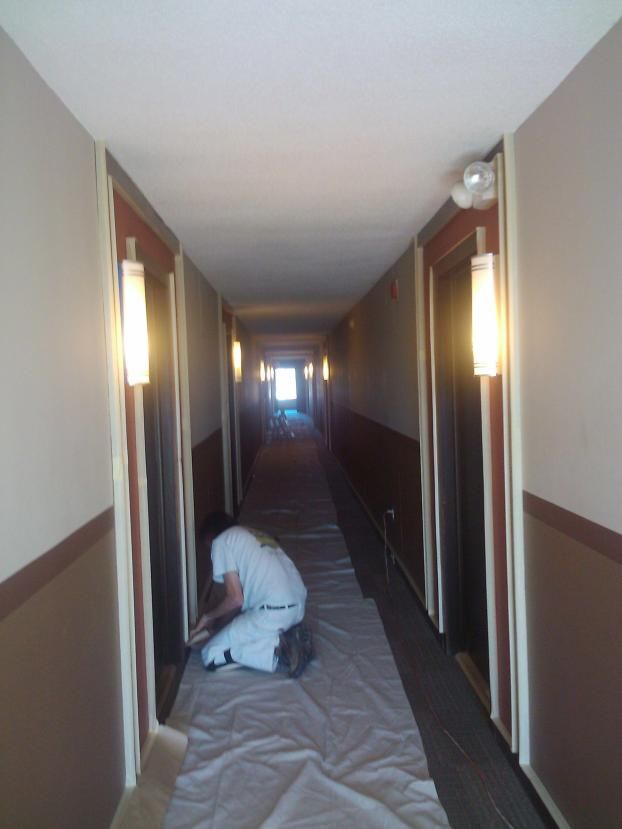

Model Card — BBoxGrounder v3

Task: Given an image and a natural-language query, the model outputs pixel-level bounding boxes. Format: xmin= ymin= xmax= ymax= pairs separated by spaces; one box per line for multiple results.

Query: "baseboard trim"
xmin=110 ymin=786 xmax=135 ymax=829
xmin=455 ymin=651 xmax=491 ymax=713
xmin=112 ymin=725 xmax=188 ymax=829
xmin=521 ymin=765 xmax=571 ymax=829
xmin=491 ymin=715 xmax=512 ymax=747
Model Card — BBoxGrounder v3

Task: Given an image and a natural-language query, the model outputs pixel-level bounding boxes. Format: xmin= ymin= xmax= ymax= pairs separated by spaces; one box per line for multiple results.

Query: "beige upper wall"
xmin=329 ymin=242 xmax=419 ymax=440
xmin=0 ymin=30 xmax=113 ymax=582
xmin=183 ymin=254 xmax=222 ymax=446
xmin=514 ymin=20 xmax=622 ymax=533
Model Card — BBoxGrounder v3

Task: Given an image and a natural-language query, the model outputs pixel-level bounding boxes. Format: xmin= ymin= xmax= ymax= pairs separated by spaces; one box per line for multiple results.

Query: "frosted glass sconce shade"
xmin=471 ymin=253 xmax=499 ymax=377
xmin=233 ymin=341 xmax=242 ymax=383
xmin=121 ymin=260 xmax=150 ymax=386
xmin=322 ymin=356 xmax=329 ymax=382
xmin=260 ymin=360 xmax=266 ymax=382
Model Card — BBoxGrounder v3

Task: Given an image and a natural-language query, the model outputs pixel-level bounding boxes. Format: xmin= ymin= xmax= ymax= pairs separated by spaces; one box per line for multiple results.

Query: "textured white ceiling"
xmin=2 ymin=1 xmax=621 ymax=334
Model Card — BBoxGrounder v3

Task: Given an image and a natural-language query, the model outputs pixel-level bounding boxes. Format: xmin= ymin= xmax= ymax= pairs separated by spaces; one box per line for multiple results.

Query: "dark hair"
xmin=199 ymin=511 xmax=236 ymax=545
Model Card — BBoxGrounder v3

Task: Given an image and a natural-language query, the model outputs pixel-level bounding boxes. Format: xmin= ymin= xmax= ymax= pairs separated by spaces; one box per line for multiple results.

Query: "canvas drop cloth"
xmin=164 ymin=440 xmax=450 ymax=829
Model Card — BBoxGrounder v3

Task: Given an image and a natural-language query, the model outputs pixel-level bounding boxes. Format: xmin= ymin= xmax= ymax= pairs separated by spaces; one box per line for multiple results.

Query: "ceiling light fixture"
xmin=451 ymin=159 xmax=497 ymax=210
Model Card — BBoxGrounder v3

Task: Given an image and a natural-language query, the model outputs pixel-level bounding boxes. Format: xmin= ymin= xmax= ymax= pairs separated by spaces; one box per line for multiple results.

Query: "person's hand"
xmin=187 ymin=614 xmax=212 ymax=646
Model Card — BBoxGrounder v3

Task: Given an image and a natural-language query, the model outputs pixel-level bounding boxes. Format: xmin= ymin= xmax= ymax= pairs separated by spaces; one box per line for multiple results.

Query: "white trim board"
xmin=168 ymin=267 xmax=190 ymax=642
xmin=496 ymin=149 xmax=519 ymax=753
xmin=428 ymin=268 xmax=445 ymax=635
xmin=480 ymin=375 xmax=500 ymax=723
xmin=521 ymin=765 xmax=572 ymax=829
xmin=174 ymin=250 xmax=198 ymax=627
xmin=131 ymin=383 xmax=158 ymax=742
xmin=475 ymin=229 xmax=501 ymax=727
xmin=414 ymin=240 xmax=437 ymax=620
xmin=95 ymin=142 xmax=139 ymax=786
xmin=503 ymin=132 xmax=530 ymax=765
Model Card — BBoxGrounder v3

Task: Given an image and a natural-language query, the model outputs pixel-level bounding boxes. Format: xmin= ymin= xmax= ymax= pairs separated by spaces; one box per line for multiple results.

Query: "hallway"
xmin=155 ymin=430 xmax=546 ymax=829
xmin=3 ymin=12 xmax=622 ymax=829
xmin=164 ymin=436 xmax=450 ymax=828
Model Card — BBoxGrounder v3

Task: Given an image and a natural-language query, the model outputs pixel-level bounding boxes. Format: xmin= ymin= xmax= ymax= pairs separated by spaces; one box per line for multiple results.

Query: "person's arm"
xmin=189 ymin=571 xmax=244 ymax=639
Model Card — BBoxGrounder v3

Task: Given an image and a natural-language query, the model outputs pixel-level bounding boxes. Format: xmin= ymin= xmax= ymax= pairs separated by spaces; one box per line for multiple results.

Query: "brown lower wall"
xmin=331 ymin=403 xmax=425 ymax=595
xmin=524 ymin=504 xmax=622 ymax=828
xmin=192 ymin=428 xmax=225 ymax=594
xmin=0 ymin=518 xmax=125 ymax=829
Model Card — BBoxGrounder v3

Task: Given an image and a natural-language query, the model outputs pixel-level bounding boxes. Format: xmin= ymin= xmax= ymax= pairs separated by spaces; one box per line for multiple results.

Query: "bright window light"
xmin=275 ymin=367 xmax=297 ymax=401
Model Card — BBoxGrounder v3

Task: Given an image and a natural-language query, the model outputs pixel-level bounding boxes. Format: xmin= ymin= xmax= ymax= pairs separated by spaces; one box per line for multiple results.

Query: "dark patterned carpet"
xmin=311 ymin=430 xmax=554 ymax=829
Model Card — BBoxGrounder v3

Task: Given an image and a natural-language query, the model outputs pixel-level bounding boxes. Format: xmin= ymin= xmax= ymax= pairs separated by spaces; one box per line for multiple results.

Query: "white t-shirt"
xmin=211 ymin=526 xmax=307 ymax=611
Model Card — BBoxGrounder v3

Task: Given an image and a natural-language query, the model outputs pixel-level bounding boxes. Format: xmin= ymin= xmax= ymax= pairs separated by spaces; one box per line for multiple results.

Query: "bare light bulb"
xmin=464 ymin=161 xmax=495 ymax=195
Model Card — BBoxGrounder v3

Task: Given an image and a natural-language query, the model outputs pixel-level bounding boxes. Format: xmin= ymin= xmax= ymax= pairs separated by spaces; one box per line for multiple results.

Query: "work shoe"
xmin=300 ymin=624 xmax=314 ymax=669
xmin=277 ymin=623 xmax=314 ymax=678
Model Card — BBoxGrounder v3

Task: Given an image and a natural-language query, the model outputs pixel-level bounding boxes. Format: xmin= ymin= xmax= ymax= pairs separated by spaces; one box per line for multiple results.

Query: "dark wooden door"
xmin=142 ymin=273 xmax=184 ymax=719
xmin=434 ymin=256 xmax=489 ymax=684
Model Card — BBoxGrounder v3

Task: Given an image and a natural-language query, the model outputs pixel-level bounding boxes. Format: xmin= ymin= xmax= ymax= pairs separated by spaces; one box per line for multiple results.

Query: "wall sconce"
xmin=121 ymin=260 xmax=150 ymax=386
xmin=308 ymin=362 xmax=314 ymax=379
xmin=451 ymin=160 xmax=497 ymax=211
xmin=233 ymin=340 xmax=242 ymax=383
xmin=304 ymin=365 xmax=309 ymax=380
xmin=260 ymin=360 xmax=266 ymax=382
xmin=471 ymin=253 xmax=499 ymax=377
xmin=270 ymin=365 xmax=275 ymax=381
xmin=322 ymin=356 xmax=329 ymax=382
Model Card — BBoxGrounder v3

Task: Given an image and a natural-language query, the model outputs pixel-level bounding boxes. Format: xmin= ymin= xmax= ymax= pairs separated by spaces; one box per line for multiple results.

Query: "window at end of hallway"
xmin=275 ymin=368 xmax=297 ymax=401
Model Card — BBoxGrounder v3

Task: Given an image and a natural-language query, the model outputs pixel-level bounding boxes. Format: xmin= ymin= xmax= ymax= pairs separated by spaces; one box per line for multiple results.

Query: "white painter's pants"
xmin=201 ymin=604 xmax=304 ymax=672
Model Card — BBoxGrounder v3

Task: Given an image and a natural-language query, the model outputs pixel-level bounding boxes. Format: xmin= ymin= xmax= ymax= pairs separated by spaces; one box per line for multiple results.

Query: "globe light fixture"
xmin=464 ymin=161 xmax=495 ymax=195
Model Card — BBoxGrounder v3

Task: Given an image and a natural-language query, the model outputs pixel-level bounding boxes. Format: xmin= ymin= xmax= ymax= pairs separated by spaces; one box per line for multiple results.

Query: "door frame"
xmin=127 ymin=238 xmax=189 ymax=710
xmin=502 ymin=134 xmax=529 ymax=760
xmin=415 ymin=144 xmax=523 ymax=753
xmin=428 ymin=228 xmax=500 ymax=714
xmin=95 ymin=144 xmax=191 ymax=783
